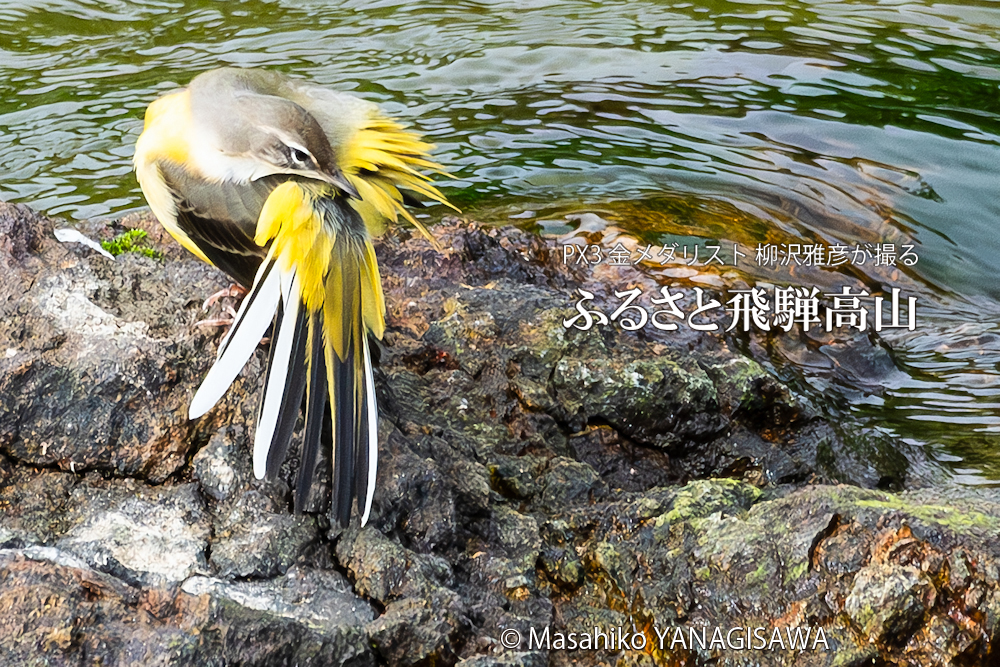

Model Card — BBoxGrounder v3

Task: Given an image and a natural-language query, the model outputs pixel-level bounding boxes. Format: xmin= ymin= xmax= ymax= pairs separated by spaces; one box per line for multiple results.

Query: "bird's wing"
xmin=287 ymin=83 xmax=458 ymax=247
xmin=158 ymin=162 xmax=278 ymax=288
xmin=135 ymin=86 xmax=275 ymax=287
xmin=134 ymin=89 xmax=215 ymax=267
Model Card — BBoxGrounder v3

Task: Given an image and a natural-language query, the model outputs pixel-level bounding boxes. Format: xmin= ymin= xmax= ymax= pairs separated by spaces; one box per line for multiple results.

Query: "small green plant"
xmin=101 ymin=229 xmax=163 ymax=260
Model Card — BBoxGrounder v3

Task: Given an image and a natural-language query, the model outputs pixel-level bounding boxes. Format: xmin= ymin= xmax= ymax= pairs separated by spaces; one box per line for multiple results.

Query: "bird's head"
xmin=238 ymin=96 xmax=360 ymax=198
xmin=189 ymin=70 xmax=359 ymax=198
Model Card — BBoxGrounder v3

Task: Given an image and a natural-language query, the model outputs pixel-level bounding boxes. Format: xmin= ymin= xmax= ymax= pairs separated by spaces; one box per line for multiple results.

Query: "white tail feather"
xmin=253 ymin=270 xmax=301 ymax=479
xmin=216 ymin=264 xmax=272 ymax=359
xmin=359 ymin=335 xmax=379 ymax=526
xmin=189 ymin=262 xmax=281 ymax=419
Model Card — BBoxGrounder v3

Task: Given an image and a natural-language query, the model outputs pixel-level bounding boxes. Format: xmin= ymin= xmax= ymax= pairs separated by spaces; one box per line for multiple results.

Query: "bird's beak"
xmin=319 ymin=169 xmax=361 ymax=200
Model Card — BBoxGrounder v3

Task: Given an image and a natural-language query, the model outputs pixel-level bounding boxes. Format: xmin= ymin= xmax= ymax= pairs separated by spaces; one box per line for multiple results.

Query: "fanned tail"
xmin=317 ymin=234 xmax=381 ymax=526
xmin=250 ymin=181 xmax=384 ymax=527
xmin=190 ymin=180 xmax=384 ymax=527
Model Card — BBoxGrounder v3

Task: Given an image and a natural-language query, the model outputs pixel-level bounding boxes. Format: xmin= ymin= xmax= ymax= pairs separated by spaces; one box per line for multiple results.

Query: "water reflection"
xmin=1 ymin=0 xmax=999 ymax=477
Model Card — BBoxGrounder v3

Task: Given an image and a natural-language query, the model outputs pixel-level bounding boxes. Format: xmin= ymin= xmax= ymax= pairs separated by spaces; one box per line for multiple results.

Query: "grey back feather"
xmin=188 ymin=68 xmax=375 ymax=163
xmin=188 ymin=68 xmax=339 ymax=174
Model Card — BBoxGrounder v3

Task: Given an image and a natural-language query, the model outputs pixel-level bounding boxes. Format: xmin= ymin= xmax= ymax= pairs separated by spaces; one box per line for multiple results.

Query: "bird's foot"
xmin=195 ymin=304 xmax=238 ymax=328
xmin=202 ymin=284 xmax=248 ymax=311
xmin=196 ymin=283 xmax=247 ymax=329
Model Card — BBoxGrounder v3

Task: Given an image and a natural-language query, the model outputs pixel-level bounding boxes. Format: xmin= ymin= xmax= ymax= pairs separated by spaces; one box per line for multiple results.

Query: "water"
xmin=2 ymin=0 xmax=999 ymax=479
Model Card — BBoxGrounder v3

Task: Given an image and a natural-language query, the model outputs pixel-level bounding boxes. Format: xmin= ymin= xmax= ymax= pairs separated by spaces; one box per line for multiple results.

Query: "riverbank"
xmin=1 ymin=200 xmax=997 ymax=666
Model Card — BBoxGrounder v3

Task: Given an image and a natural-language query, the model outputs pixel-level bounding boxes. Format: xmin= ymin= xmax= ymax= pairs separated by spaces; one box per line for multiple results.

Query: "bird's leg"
xmin=194 ymin=284 xmax=270 ymax=345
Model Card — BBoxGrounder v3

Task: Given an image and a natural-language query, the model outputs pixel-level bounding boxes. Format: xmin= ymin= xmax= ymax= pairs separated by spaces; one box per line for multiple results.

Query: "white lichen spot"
xmin=35 ymin=274 xmax=149 ymax=348
xmin=209 ymin=458 xmax=236 ymax=494
xmin=60 ymin=498 xmax=208 ymax=584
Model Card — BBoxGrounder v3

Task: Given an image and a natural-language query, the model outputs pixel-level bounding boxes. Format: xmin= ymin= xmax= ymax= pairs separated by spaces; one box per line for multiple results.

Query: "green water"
xmin=2 ymin=0 xmax=1000 ymax=480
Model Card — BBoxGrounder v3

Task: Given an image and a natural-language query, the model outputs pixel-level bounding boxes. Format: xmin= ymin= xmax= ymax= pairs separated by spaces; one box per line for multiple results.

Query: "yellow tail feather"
xmin=256 ymin=182 xmax=337 ymax=313
xmin=340 ymin=114 xmax=460 ymax=249
xmin=256 ymin=179 xmax=386 ymax=361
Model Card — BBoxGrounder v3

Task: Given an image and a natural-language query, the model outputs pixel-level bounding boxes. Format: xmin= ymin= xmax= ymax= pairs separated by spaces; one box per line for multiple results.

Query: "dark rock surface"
xmin=1 ymin=200 xmax=998 ymax=666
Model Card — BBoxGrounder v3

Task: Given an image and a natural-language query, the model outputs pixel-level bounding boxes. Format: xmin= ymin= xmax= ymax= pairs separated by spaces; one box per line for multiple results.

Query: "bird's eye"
xmin=290 ymin=147 xmax=311 ymax=166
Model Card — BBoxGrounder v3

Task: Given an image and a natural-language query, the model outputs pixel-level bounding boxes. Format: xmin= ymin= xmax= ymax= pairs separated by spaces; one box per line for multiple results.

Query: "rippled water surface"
xmin=2 ymin=0 xmax=999 ymax=479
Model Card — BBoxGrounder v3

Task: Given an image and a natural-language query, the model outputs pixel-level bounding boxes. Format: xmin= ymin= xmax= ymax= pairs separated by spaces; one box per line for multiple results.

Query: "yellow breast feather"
xmin=133 ymin=90 xmax=214 ymax=266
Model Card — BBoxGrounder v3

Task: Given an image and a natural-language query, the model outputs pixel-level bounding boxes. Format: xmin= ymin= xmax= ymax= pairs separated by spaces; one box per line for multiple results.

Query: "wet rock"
xmin=845 ymin=563 xmax=935 ymax=642
xmin=548 ymin=482 xmax=1000 ymax=665
xmin=551 ymin=349 xmax=724 ymax=449
xmin=0 ymin=204 xmax=230 ymax=483
xmin=2 ymin=201 xmax=996 ymax=667
xmin=539 ymin=519 xmax=584 ymax=590
xmin=182 ymin=566 xmax=376 ymax=665
xmin=812 ymin=518 xmax=872 ymax=576
xmin=538 ymin=547 xmax=583 ymax=590
xmin=210 ymin=489 xmax=317 ymax=579
xmin=493 ymin=505 xmax=542 ymax=573
xmin=654 ymin=477 xmax=762 ymax=528
xmin=539 ymin=457 xmax=606 ymax=506
xmin=0 ymin=468 xmax=78 ymax=546
xmin=337 ymin=529 xmax=470 ymax=665
xmin=337 ymin=526 xmax=422 ymax=602
xmin=456 ymin=652 xmax=548 ymax=667
xmin=0 ymin=546 xmax=195 ymax=665
xmin=192 ymin=425 xmax=247 ymax=501
xmin=55 ymin=480 xmax=210 ymax=588
xmin=370 ymin=426 xmax=463 ymax=553
xmin=567 ymin=425 xmax=675 ymax=491
xmin=489 ymin=454 xmax=547 ymax=501
xmin=336 ymin=525 xmax=471 ymax=665
xmin=0 ymin=201 xmax=45 ymax=259
xmin=368 ymin=593 xmax=468 ymax=667
xmin=379 ymin=221 xmax=929 ymax=490
xmin=0 ymin=548 xmax=373 ymax=666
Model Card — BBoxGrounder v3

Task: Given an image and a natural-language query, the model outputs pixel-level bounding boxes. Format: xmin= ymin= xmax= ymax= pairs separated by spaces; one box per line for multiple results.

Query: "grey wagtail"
xmin=134 ymin=67 xmax=455 ymax=526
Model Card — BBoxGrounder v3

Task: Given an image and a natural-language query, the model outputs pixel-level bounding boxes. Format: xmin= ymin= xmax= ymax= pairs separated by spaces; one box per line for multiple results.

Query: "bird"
xmin=133 ymin=67 xmax=455 ymax=526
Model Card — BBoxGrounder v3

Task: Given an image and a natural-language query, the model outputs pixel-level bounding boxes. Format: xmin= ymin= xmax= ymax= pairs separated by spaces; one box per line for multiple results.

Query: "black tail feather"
xmin=295 ymin=316 xmax=327 ymax=514
xmin=331 ymin=342 xmax=356 ymax=527
xmin=367 ymin=333 xmax=383 ymax=366
xmin=265 ymin=309 xmax=309 ymax=480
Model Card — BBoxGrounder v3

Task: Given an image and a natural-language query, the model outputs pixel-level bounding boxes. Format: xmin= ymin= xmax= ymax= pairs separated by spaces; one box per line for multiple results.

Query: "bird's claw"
xmin=202 ymin=284 xmax=248 ymax=311
xmin=195 ymin=305 xmax=238 ymax=328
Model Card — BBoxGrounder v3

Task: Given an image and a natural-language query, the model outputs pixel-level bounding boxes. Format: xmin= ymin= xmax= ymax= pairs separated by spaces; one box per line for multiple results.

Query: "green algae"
xmin=856 ymin=498 xmax=1000 ymax=535
xmin=655 ymin=479 xmax=762 ymax=529
xmin=101 ymin=229 xmax=163 ymax=260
